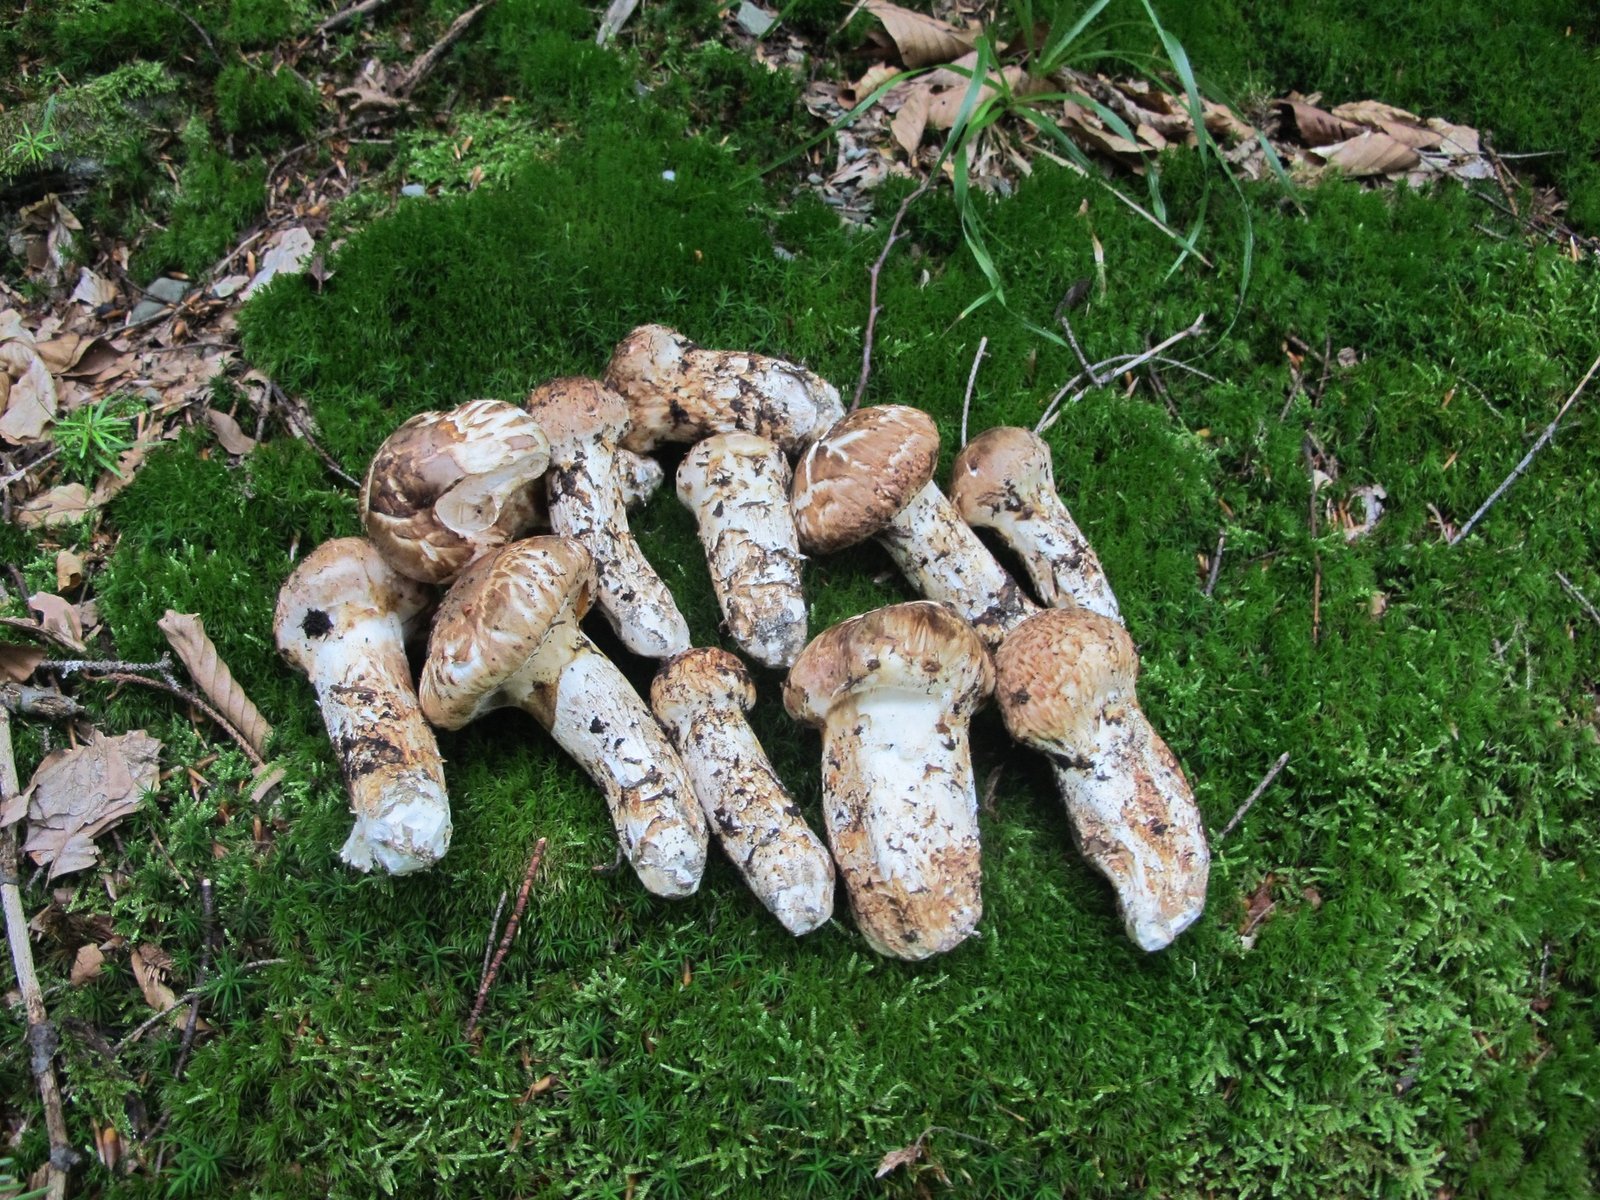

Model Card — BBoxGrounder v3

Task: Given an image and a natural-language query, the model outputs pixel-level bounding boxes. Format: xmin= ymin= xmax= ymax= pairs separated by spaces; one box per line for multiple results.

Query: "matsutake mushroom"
xmin=419 ymin=536 xmax=707 ymax=897
xmin=783 ymin=601 xmax=992 ymax=959
xmin=994 ymin=607 xmax=1209 ymax=951
xmin=275 ymin=537 xmax=450 ymax=875
xmin=525 ymin=378 xmax=691 ymax=660
xmin=604 ymin=324 xmax=844 ymax=456
xmin=361 ymin=399 xmax=550 ymax=585
xmin=677 ymin=432 xmax=807 ymax=670
xmin=652 ymin=648 xmax=834 ymax=935
xmin=949 ymin=426 xmax=1120 ymax=621
xmin=790 ymin=405 xmax=1037 ymax=649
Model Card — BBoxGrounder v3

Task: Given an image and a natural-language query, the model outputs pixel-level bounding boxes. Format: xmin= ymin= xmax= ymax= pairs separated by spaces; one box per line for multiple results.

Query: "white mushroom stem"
xmin=652 ymin=650 xmax=833 ymax=934
xmin=617 ymin=449 xmax=665 ymax=511
xmin=876 ymin=482 xmax=1039 ymax=649
xmin=677 ymin=433 xmax=807 ymax=669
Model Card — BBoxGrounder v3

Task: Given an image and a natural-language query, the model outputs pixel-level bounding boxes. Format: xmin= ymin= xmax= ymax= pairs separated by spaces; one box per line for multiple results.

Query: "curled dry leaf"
xmin=0 ymin=643 xmax=46 ymax=682
xmin=1311 ymin=130 xmax=1421 ymax=177
xmin=16 ymin=482 xmax=93 ymax=529
xmin=1331 ymin=99 xmax=1422 ymax=127
xmin=70 ymin=267 xmax=117 ymax=308
xmin=859 ymin=0 xmax=980 ymax=68
xmin=0 ymin=346 xmax=59 ymax=443
xmin=204 ymin=408 xmax=258 ymax=456
xmin=71 ymin=943 xmax=105 ymax=986
xmin=1276 ymin=98 xmax=1365 ymax=145
xmin=130 ymin=942 xmax=178 ymax=1012
xmin=28 ymin=592 xmax=85 ymax=650
xmin=56 ymin=550 xmax=84 ymax=592
xmin=875 ymin=1138 xmax=927 ymax=1179
xmin=242 ymin=226 xmax=317 ymax=298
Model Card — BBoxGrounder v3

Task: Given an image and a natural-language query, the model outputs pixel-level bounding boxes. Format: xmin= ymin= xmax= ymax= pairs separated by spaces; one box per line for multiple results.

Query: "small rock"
xmin=143 ymin=276 xmax=188 ymax=304
xmin=661 ymin=170 xmax=677 ymax=182
xmin=211 ymin=273 xmax=250 ymax=300
xmin=400 ymin=184 xmax=426 ymax=198
xmin=128 ymin=300 xmax=167 ymax=325
xmin=807 ymin=173 xmax=822 ymax=184
xmin=736 ymin=0 xmax=776 ymax=37
xmin=772 ymin=245 xmax=796 ymax=262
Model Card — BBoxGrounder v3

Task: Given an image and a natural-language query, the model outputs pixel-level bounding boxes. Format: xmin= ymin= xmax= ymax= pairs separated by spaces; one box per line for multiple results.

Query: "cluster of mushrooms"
xmin=273 ymin=326 xmax=1210 ymax=958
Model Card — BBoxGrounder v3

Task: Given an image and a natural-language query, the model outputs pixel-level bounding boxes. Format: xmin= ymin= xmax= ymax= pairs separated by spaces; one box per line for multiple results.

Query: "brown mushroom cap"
xmin=783 ymin=600 xmax=993 ymax=726
xmin=361 ymin=400 xmax=550 ymax=585
xmin=275 ymin=537 xmax=434 ymax=669
xmin=993 ymin=607 xmax=1138 ymax=753
xmin=525 ymin=377 xmax=630 ymax=446
xmin=948 ymin=425 xmax=1054 ymax=520
xmin=418 ymin=536 xmax=596 ymax=729
xmin=789 ymin=405 xmax=939 ymax=555
xmin=651 ymin=647 xmax=757 ymax=724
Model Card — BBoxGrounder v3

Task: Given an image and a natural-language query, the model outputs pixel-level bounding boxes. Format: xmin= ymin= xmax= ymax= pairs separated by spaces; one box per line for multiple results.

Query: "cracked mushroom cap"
xmin=419 ymin=536 xmax=596 ymax=729
xmin=651 ymin=647 xmax=756 ymax=725
xmin=525 ymin=376 xmax=631 ymax=446
xmin=949 ymin=426 xmax=1054 ymax=519
xmin=790 ymin=405 xmax=940 ymax=555
xmin=275 ymin=537 xmax=434 ymax=668
xmin=993 ymin=607 xmax=1138 ymax=756
xmin=361 ymin=400 xmax=551 ymax=585
xmin=783 ymin=601 xmax=993 ymax=726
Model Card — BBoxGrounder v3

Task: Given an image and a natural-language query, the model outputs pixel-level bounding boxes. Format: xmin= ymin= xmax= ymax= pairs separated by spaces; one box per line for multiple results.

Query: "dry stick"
xmin=1203 ymin=529 xmax=1226 ymax=598
xmin=1305 ymin=436 xmax=1323 ymax=646
xmin=480 ymin=891 xmax=509 ymax=983
xmin=465 ymin=838 xmax=548 ymax=1043
xmin=395 ymin=0 xmax=503 ymax=97
xmin=1034 ymin=315 xmax=1205 ymax=434
xmin=958 ymin=336 xmax=989 ymax=448
xmin=1451 ymin=351 xmax=1600 ymax=546
xmin=158 ymin=611 xmax=273 ymax=758
xmin=268 ymin=381 xmax=361 ymax=489
xmin=1217 ymin=751 xmax=1290 ymax=842
xmin=1555 ymin=571 xmax=1600 ymax=629
xmin=172 ymin=878 xmax=214 ymax=1081
xmin=852 ymin=177 xmax=933 ymax=412
xmin=1 ymin=709 xmax=76 ymax=1200
xmin=80 ymin=671 xmax=265 ymax=769
xmin=317 ymin=0 xmax=393 ymax=34
xmin=115 ymin=960 xmax=287 ymax=1050
xmin=0 ymin=445 xmax=63 ymax=490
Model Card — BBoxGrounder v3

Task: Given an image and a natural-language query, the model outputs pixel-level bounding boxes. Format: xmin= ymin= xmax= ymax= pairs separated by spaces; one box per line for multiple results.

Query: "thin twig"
xmin=115 ymin=960 xmax=286 ymax=1050
xmin=466 ymin=838 xmax=548 ymax=1043
xmin=1057 ymin=311 xmax=1098 ymax=383
xmin=395 ymin=0 xmax=503 ymax=97
xmin=1034 ymin=315 xmax=1205 ymax=434
xmin=480 ymin=890 xmax=508 ymax=983
xmin=46 ymin=655 xmax=173 ymax=677
xmin=1217 ymin=752 xmax=1290 ymax=842
xmin=1555 ymin=571 xmax=1600 ymax=629
xmin=80 ymin=671 xmax=265 ymax=768
xmin=172 ymin=877 xmax=215 ymax=1080
xmin=268 ymin=380 xmax=361 ymax=489
xmin=958 ymin=336 xmax=988 ymax=448
xmin=151 ymin=0 xmax=219 ymax=60
xmin=1451 ymin=352 xmax=1600 ymax=545
xmin=0 ymin=444 xmax=62 ymax=490
xmin=852 ymin=177 xmax=933 ymax=411
xmin=1 ymin=710 xmax=76 ymax=1200
xmin=1203 ymin=529 xmax=1225 ymax=598
xmin=317 ymin=0 xmax=393 ymax=34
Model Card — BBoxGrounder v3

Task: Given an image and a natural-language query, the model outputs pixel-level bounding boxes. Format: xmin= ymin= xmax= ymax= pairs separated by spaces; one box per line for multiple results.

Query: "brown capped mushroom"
xmin=677 ymin=432 xmax=807 ymax=670
xmin=418 ymin=537 xmax=707 ymax=897
xmin=526 ymin=378 xmax=691 ymax=660
xmin=783 ymin=601 xmax=993 ymax=959
xmin=361 ymin=399 xmax=550 ymax=585
xmin=275 ymin=537 xmax=450 ymax=875
xmin=994 ymin=607 xmax=1209 ymax=951
xmin=949 ymin=426 xmax=1120 ymax=621
xmin=790 ymin=405 xmax=1038 ymax=649
xmin=604 ymin=324 xmax=844 ymax=456
xmin=652 ymin=648 xmax=834 ymax=934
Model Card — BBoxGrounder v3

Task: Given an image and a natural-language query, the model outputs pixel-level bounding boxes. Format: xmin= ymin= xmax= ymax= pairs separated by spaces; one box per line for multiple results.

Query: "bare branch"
xmin=852 ymin=177 xmax=933 ymax=412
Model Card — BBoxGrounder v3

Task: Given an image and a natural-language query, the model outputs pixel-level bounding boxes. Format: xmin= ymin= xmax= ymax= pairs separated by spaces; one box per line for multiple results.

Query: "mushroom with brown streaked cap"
xmin=677 ymin=432 xmax=808 ymax=670
xmin=360 ymin=399 xmax=550 ymax=585
xmin=652 ymin=648 xmax=834 ymax=935
xmin=949 ymin=426 xmax=1121 ymax=622
xmin=604 ymin=324 xmax=844 ymax=456
xmin=790 ymin=405 xmax=1038 ymax=649
xmin=994 ymin=606 xmax=1209 ymax=951
xmin=275 ymin=537 xmax=451 ymax=875
xmin=525 ymin=378 xmax=691 ymax=660
xmin=419 ymin=536 xmax=707 ymax=897
xmin=783 ymin=601 xmax=993 ymax=959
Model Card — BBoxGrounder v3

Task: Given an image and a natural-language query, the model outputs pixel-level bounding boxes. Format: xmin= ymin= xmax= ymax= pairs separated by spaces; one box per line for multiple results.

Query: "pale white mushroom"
xmin=652 ymin=648 xmax=834 ymax=934
xmin=791 ymin=405 xmax=1038 ymax=649
xmin=360 ymin=399 xmax=550 ymax=585
xmin=617 ymin=448 xmax=665 ymax=511
xmin=677 ymin=432 xmax=807 ymax=670
xmin=419 ymin=537 xmax=707 ymax=897
xmin=994 ymin=607 xmax=1209 ymax=951
xmin=949 ymin=426 xmax=1121 ymax=621
xmin=604 ymin=324 xmax=844 ymax=456
xmin=783 ymin=601 xmax=993 ymax=959
xmin=275 ymin=537 xmax=450 ymax=875
xmin=525 ymin=378 xmax=691 ymax=660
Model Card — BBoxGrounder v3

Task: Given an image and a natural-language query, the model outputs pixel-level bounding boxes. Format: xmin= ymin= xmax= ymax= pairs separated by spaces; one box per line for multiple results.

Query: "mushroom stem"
xmin=616 ymin=449 xmax=665 ymax=511
xmin=677 ymin=433 xmax=808 ymax=669
xmin=877 ymin=482 xmax=1039 ymax=649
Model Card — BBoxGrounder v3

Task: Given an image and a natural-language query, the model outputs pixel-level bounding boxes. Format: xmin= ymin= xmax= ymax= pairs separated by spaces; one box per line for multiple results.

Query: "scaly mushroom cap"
xmin=948 ymin=426 xmax=1054 ymax=522
xmin=361 ymin=400 xmax=551 ymax=585
xmin=275 ymin=537 xmax=433 ymax=669
xmin=525 ymin=376 xmax=630 ymax=447
xmin=419 ymin=536 xmax=596 ymax=729
xmin=784 ymin=600 xmax=993 ymax=726
xmin=993 ymin=607 xmax=1139 ymax=756
xmin=790 ymin=405 xmax=939 ymax=555
xmin=651 ymin=647 xmax=757 ymax=726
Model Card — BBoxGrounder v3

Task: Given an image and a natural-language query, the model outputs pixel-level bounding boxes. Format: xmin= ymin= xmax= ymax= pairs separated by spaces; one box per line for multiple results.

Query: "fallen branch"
xmin=1035 ymin=314 xmax=1206 ymax=433
xmin=158 ymin=611 xmax=273 ymax=758
xmin=78 ymin=668 xmax=265 ymax=769
xmin=1217 ymin=751 xmax=1290 ymax=842
xmin=0 ymin=684 xmax=83 ymax=721
xmin=1203 ymin=530 xmax=1225 ymax=598
xmin=466 ymin=837 xmax=547 ymax=1043
xmin=115 ymin=959 xmax=287 ymax=1050
xmin=395 ymin=0 xmax=503 ymax=97
xmin=1451 ymin=352 xmax=1600 ymax=545
xmin=852 ymin=177 xmax=933 ymax=412
xmin=957 ymin=336 xmax=988 ymax=448
xmin=317 ymin=0 xmax=392 ymax=34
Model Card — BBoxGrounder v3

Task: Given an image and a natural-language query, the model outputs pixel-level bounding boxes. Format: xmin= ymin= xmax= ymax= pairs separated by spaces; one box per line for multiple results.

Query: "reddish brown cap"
xmin=948 ymin=426 xmax=1054 ymax=523
xmin=789 ymin=405 xmax=939 ymax=554
xmin=993 ymin=607 xmax=1137 ymax=753
xmin=651 ymin=647 xmax=756 ymax=723
xmin=525 ymin=377 xmax=630 ymax=449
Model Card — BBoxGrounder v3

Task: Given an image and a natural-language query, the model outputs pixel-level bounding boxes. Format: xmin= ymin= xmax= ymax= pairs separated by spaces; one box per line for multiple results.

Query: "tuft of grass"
xmin=51 ymin=394 xmax=142 ymax=485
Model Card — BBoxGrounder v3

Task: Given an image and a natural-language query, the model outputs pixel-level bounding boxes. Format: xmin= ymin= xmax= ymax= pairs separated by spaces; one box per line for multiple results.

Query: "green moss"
xmin=49 ymin=0 xmax=196 ymax=75
xmin=0 ymin=61 xmax=179 ymax=185
xmin=214 ymin=63 xmax=318 ymax=142
xmin=135 ymin=121 xmax=266 ymax=279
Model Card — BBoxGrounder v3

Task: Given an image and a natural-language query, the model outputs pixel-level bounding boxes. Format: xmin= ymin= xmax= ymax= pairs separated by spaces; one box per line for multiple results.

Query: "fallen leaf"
xmin=15 ymin=196 xmax=82 ymax=285
xmin=70 ymin=267 xmax=117 ymax=308
xmin=130 ymin=942 xmax=178 ymax=1012
xmin=1311 ymin=130 xmax=1421 ymax=177
xmin=16 ymin=483 xmax=93 ymax=529
xmin=211 ymin=273 xmax=250 ymax=300
xmin=203 ymin=408 xmax=257 ymax=456
xmin=0 ymin=348 xmax=59 ymax=443
xmin=243 ymin=227 xmax=317 ymax=298
xmin=842 ymin=62 xmax=904 ymax=106
xmin=0 ymin=644 xmax=45 ymax=682
xmin=890 ymin=84 xmax=931 ymax=157
xmin=35 ymin=333 xmax=95 ymax=374
xmin=56 ymin=549 xmax=84 ymax=592
xmin=1277 ymin=99 xmax=1364 ymax=145
xmin=28 ymin=592 xmax=85 ymax=650
xmin=1239 ymin=873 xmax=1277 ymax=946
xmin=1344 ymin=483 xmax=1387 ymax=541
xmin=6 ymin=729 xmax=162 ymax=878
xmin=1372 ymin=118 xmax=1444 ymax=151
xmin=1426 ymin=119 xmax=1480 ymax=157
xmin=1331 ymin=99 xmax=1422 ymax=127
xmin=859 ymin=0 xmax=981 ymax=68
xmin=71 ymin=943 xmax=105 ymax=985
xmin=875 ymin=1138 xmax=926 ymax=1179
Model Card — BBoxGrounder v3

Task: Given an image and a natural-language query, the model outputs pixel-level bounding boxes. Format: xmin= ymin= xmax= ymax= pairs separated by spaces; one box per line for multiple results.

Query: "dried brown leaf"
xmin=1239 ymin=872 xmax=1277 ymax=941
xmin=1425 ymin=119 xmax=1481 ymax=157
xmin=1311 ymin=130 xmax=1421 ymax=177
xmin=10 ymin=730 xmax=163 ymax=878
xmin=16 ymin=483 xmax=92 ymax=529
xmin=1373 ymin=119 xmax=1444 ymax=151
xmin=35 ymin=332 xmax=95 ymax=374
xmin=1277 ymin=99 xmax=1364 ymax=146
xmin=203 ymin=408 xmax=258 ymax=456
xmin=55 ymin=549 xmax=84 ymax=592
xmin=842 ymin=62 xmax=904 ymax=106
xmin=0 ymin=643 xmax=45 ymax=682
xmin=243 ymin=227 xmax=317 ymax=299
xmin=0 ymin=349 xmax=59 ymax=443
xmin=890 ymin=84 xmax=931 ymax=157
xmin=859 ymin=0 xmax=980 ymax=68
xmin=71 ymin=943 xmax=105 ymax=986
xmin=70 ymin=267 xmax=117 ymax=308
xmin=158 ymin=609 xmax=273 ymax=757
xmin=875 ymin=1138 xmax=926 ymax=1178
xmin=28 ymin=592 xmax=84 ymax=650
xmin=1331 ymin=99 xmax=1421 ymax=127
xmin=130 ymin=942 xmax=178 ymax=1012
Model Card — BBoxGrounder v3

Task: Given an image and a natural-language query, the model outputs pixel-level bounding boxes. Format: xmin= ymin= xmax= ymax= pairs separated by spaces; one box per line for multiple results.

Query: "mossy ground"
xmin=3 ymin=1 xmax=1599 ymax=1197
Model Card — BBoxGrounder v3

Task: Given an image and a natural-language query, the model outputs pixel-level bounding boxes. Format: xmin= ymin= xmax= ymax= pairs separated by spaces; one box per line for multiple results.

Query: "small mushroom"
xmin=783 ymin=601 xmax=993 ymax=959
xmin=275 ymin=537 xmax=450 ymax=875
xmin=526 ymin=378 xmax=691 ymax=660
xmin=677 ymin=432 xmax=807 ymax=669
xmin=791 ymin=405 xmax=1037 ymax=649
xmin=652 ymin=648 xmax=834 ymax=934
xmin=604 ymin=324 xmax=844 ymax=456
xmin=361 ymin=399 xmax=550 ymax=585
xmin=994 ymin=607 xmax=1209 ymax=951
xmin=419 ymin=537 xmax=707 ymax=897
xmin=949 ymin=426 xmax=1120 ymax=621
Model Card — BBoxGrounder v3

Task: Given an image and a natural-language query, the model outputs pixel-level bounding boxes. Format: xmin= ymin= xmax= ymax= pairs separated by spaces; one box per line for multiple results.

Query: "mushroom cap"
xmin=418 ymin=536 xmax=597 ymax=729
xmin=783 ymin=600 xmax=993 ymax=726
xmin=948 ymin=425 xmax=1054 ymax=522
xmin=361 ymin=399 xmax=550 ymax=585
xmin=275 ymin=537 xmax=434 ymax=671
xmin=790 ymin=405 xmax=940 ymax=554
xmin=525 ymin=376 xmax=630 ymax=448
xmin=651 ymin=647 xmax=757 ymax=724
xmin=993 ymin=607 xmax=1138 ymax=753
